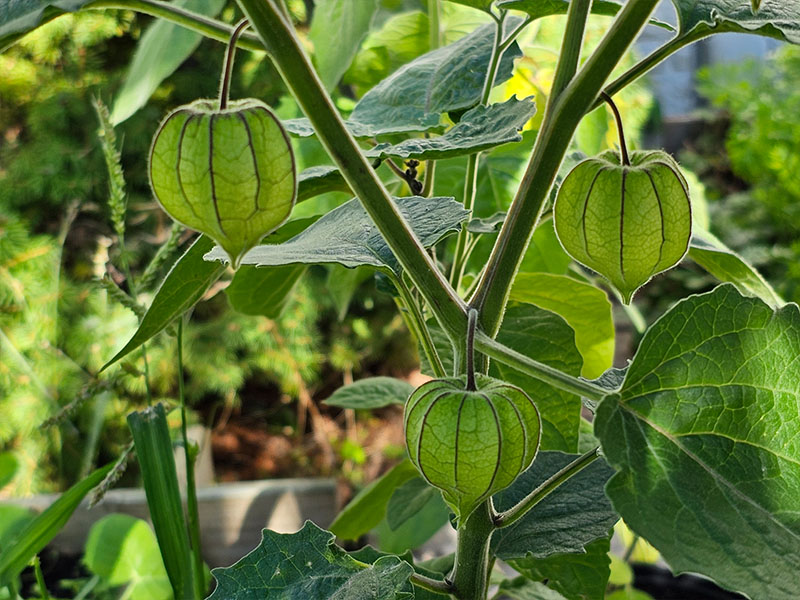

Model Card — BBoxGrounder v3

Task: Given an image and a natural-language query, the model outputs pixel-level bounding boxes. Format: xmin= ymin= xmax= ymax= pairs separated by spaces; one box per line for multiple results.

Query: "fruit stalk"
xmin=600 ymin=91 xmax=630 ymax=165
xmin=219 ymin=19 xmax=250 ymax=110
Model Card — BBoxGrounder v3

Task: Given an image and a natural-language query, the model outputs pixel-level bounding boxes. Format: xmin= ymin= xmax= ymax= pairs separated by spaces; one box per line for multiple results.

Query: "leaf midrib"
xmin=616 ymin=401 xmax=800 ymax=542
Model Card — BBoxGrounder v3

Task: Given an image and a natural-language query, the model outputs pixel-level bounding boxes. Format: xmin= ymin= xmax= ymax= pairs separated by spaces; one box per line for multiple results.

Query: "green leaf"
xmin=496 ymin=578 xmax=571 ymax=600
xmin=594 ymin=284 xmax=800 ymax=600
xmin=128 ymin=404 xmax=194 ymax=600
xmin=670 ymin=0 xmax=800 ymax=42
xmin=0 ymin=463 xmax=112 ymax=587
xmin=365 ymin=96 xmax=536 ymax=161
xmin=326 ymin=265 xmax=373 ymax=320
xmin=0 ymin=505 xmax=33 ymax=546
xmin=348 ymin=18 xmax=523 ymax=136
xmin=467 ymin=211 xmax=506 ymax=234
xmin=386 ymin=477 xmax=439 ymax=530
xmin=205 ymin=196 xmax=469 ymax=276
xmin=330 ymin=460 xmax=419 ymax=540
xmin=605 ymin=589 xmax=653 ymax=600
xmin=298 ymin=166 xmax=350 ymax=201
xmin=226 ymin=264 xmax=306 ymax=318
xmin=0 ymin=452 xmax=17 ymax=489
xmin=347 ymin=547 xmax=449 ymax=600
xmin=491 ymin=305 xmax=584 ymax=452
xmin=492 ymin=452 xmax=618 ymax=560
xmin=510 ymin=273 xmax=614 ymax=379
xmin=323 ymin=377 xmax=414 ymax=410
xmin=443 ymin=0 xmax=494 ymax=13
xmin=101 ymin=235 xmax=226 ymax=371
xmin=0 ymin=0 xmax=88 ymax=52
xmin=374 ymin=489 xmax=449 ymax=554
xmin=310 ymin=0 xmax=379 ymax=91
xmin=520 ymin=220 xmax=572 ymax=275
xmin=208 ymin=522 xmax=415 ymax=599
xmin=496 ymin=0 xmax=674 ymax=30
xmin=109 ymin=0 xmax=226 ymax=125
xmin=509 ymin=536 xmax=612 ymax=600
xmin=84 ymin=514 xmax=171 ymax=600
xmin=689 ymin=231 xmax=783 ymax=308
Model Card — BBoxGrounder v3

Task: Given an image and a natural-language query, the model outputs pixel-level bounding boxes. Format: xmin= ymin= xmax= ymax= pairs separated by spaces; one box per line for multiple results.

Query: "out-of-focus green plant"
xmin=689 ymin=45 xmax=800 ymax=304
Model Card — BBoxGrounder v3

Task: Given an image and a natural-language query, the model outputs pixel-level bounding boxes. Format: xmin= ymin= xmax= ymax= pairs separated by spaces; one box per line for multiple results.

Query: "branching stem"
xmin=494 ymin=447 xmax=601 ymax=528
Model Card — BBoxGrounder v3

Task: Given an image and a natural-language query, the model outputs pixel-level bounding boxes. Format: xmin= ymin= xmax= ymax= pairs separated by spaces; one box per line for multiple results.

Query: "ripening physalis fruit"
xmin=553 ymin=149 xmax=691 ymax=304
xmin=404 ymin=374 xmax=541 ymax=521
xmin=149 ymin=98 xmax=296 ymax=267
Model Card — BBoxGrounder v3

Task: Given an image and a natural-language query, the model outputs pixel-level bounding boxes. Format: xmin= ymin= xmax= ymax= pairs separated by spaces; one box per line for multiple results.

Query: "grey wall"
xmin=635 ymin=1 xmax=781 ymax=119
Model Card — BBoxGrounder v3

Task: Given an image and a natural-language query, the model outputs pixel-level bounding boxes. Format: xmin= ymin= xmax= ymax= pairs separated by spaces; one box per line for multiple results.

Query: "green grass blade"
xmin=0 ymin=463 xmax=113 ymax=587
xmin=128 ymin=403 xmax=195 ymax=600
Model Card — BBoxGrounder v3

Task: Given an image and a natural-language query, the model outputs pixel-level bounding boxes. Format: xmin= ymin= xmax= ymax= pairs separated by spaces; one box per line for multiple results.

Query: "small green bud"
xmin=404 ymin=374 xmax=541 ymax=521
xmin=149 ymin=98 xmax=296 ymax=267
xmin=553 ymin=149 xmax=692 ymax=303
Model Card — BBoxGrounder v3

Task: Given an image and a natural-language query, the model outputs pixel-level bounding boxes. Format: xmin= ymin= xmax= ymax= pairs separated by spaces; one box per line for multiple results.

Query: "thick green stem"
xmin=451 ymin=501 xmax=495 ymax=600
xmin=395 ymin=277 xmax=447 ymax=378
xmin=596 ymin=29 xmax=709 ymax=109
xmin=494 ymin=447 xmax=600 ymax=528
xmin=449 ymin=153 xmax=479 ymax=290
xmin=428 ymin=0 xmax=441 ymax=51
xmin=469 ymin=0 xmax=660 ymax=337
xmin=548 ymin=0 xmax=591 ymax=104
xmin=86 ymin=0 xmax=263 ymax=51
xmin=236 ymin=0 xmax=467 ymax=342
xmin=177 ymin=319 xmax=205 ymax=599
xmin=474 ymin=332 xmax=607 ymax=402
xmin=449 ymin=12 xmax=513 ymax=292
xmin=411 ymin=572 xmax=454 ymax=596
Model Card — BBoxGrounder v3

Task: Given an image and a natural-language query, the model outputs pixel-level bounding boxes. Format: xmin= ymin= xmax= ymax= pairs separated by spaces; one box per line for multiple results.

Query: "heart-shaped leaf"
xmin=208 ymin=522 xmax=414 ymax=599
xmin=595 ymin=284 xmax=800 ymax=600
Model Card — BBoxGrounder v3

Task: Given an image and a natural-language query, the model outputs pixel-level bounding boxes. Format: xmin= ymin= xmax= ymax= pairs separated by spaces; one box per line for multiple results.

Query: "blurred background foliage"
xmin=0 ymin=0 xmax=793 ymax=498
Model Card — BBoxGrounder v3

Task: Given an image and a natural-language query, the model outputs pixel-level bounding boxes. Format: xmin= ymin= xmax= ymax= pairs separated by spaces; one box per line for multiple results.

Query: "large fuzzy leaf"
xmin=364 ymin=96 xmax=536 ymax=161
xmin=205 ymin=196 xmax=468 ymax=276
xmin=492 ymin=452 xmax=618 ymax=560
xmin=0 ymin=0 xmax=88 ymax=51
xmin=347 ymin=18 xmax=523 ymax=136
xmin=509 ymin=536 xmax=612 ymax=600
xmin=670 ymin=0 xmax=800 ymax=43
xmin=208 ymin=522 xmax=414 ymax=599
xmin=595 ymin=284 xmax=800 ymax=600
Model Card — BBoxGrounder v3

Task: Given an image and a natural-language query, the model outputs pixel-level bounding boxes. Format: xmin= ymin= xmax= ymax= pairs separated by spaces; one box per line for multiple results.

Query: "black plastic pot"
xmin=633 ymin=564 xmax=747 ymax=600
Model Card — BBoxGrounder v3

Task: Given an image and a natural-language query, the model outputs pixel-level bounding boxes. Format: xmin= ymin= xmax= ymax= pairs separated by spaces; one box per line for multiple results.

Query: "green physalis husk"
xmin=553 ymin=149 xmax=692 ymax=304
xmin=404 ymin=374 xmax=541 ymax=521
xmin=148 ymin=98 xmax=296 ymax=267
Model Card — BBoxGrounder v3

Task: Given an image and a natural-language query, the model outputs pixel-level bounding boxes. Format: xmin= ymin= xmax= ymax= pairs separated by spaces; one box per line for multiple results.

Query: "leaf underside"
xmin=204 ymin=196 xmax=469 ymax=276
